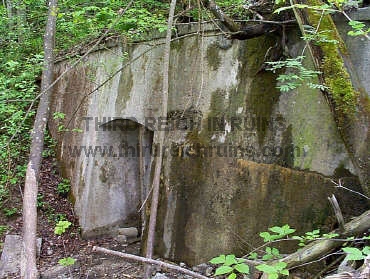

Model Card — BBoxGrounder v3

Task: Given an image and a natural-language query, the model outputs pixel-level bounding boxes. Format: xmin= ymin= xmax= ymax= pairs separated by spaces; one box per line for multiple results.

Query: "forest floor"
xmin=0 ymin=156 xmax=144 ymax=278
xmin=0 ymin=156 xmax=203 ymax=278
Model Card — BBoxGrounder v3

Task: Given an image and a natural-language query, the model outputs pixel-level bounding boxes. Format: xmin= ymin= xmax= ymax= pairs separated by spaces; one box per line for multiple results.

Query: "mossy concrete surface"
xmin=49 ymin=21 xmax=369 ymax=264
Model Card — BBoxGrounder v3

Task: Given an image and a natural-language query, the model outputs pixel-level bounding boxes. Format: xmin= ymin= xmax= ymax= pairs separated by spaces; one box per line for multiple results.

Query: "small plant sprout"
xmin=57 ymin=178 xmax=71 ymax=196
xmin=58 ymin=257 xmax=76 ymax=266
xmin=54 ymin=220 xmax=72 ymax=235
xmin=3 ymin=207 xmax=18 ymax=217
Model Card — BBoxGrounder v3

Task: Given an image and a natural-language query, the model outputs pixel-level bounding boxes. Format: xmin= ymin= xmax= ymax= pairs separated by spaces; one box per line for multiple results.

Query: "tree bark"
xmin=202 ymin=0 xmax=240 ymax=32
xmin=229 ymin=23 xmax=280 ymax=40
xmin=22 ymin=0 xmax=57 ymax=278
xmin=6 ymin=0 xmax=13 ymax=19
xmin=202 ymin=0 xmax=286 ymax=40
xmin=144 ymin=0 xmax=177 ymax=277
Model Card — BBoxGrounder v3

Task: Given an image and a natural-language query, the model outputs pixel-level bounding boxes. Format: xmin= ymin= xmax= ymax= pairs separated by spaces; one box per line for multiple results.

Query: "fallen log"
xmin=281 ymin=209 xmax=370 ymax=269
xmin=92 ymin=246 xmax=210 ymax=279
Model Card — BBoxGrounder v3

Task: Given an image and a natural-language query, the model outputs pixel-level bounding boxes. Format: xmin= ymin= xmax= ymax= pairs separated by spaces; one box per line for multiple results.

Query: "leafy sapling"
xmin=57 ymin=178 xmax=71 ymax=196
xmin=209 ymin=254 xmax=250 ymax=279
xmin=262 ymin=247 xmax=281 ymax=261
xmin=256 ymin=262 xmax=289 ymax=279
xmin=266 ymin=57 xmax=325 ymax=92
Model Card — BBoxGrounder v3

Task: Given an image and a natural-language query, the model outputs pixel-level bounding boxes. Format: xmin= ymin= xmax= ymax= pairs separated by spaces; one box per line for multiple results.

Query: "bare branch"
xmin=92 ymin=246 xmax=210 ymax=279
xmin=328 ymin=194 xmax=345 ymax=232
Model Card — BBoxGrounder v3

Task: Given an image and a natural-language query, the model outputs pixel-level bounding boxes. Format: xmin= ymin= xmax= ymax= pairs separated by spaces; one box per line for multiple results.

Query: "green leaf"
xmin=342 ymin=247 xmax=365 ymax=261
xmin=322 ymin=233 xmax=339 ymax=239
xmin=262 ymin=254 xmax=274 ymax=260
xmin=58 ymin=257 xmax=76 ymax=266
xmin=274 ymin=262 xmax=287 ymax=271
xmin=225 ymin=254 xmax=238 ymax=266
xmin=348 ymin=20 xmax=365 ymax=28
xmin=272 ymin=248 xmax=280 ymax=256
xmin=228 ymin=272 xmax=237 ymax=279
xmin=248 ymin=252 xmax=258 ymax=260
xmin=215 ymin=265 xmax=233 ymax=275
xmin=260 ymin=232 xmax=275 ymax=242
xmin=269 ymin=226 xmax=284 ymax=234
xmin=54 ymin=220 xmax=72 ymax=235
xmin=234 ymin=263 xmax=250 ymax=274
xmin=362 ymin=246 xmax=370 ymax=255
xmin=256 ymin=264 xmax=276 ymax=274
xmin=210 ymin=254 xmax=226 ymax=264
xmin=237 ymin=258 xmax=245 ymax=263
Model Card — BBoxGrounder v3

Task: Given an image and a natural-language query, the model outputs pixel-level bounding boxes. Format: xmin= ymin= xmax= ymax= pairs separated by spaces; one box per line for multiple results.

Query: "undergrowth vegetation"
xmin=210 ymin=224 xmax=370 ymax=278
xmin=0 ymin=0 xmax=171 ymax=231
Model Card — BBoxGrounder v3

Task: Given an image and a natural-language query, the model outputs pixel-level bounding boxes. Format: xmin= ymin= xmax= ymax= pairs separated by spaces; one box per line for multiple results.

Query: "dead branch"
xmin=229 ymin=23 xmax=280 ymax=40
xmin=92 ymin=246 xmax=210 ymax=279
xmin=328 ymin=194 xmax=345 ymax=232
xmin=280 ymin=209 xmax=370 ymax=269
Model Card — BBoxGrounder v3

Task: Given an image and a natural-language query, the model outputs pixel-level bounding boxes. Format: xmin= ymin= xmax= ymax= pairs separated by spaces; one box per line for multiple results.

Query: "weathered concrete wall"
xmin=50 ymin=13 xmax=369 ymax=264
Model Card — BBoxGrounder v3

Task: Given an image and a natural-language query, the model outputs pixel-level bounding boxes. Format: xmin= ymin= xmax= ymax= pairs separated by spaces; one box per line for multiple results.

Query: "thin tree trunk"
xmin=16 ymin=1 xmax=26 ymax=43
xmin=6 ymin=0 xmax=13 ymax=19
xmin=144 ymin=0 xmax=177 ymax=277
xmin=6 ymin=0 xmax=13 ymax=29
xmin=22 ymin=0 xmax=57 ymax=278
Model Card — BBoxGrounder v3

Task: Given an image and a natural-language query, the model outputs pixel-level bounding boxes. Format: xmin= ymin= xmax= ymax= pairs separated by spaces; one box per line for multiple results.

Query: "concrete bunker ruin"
xmin=50 ymin=14 xmax=370 ymax=264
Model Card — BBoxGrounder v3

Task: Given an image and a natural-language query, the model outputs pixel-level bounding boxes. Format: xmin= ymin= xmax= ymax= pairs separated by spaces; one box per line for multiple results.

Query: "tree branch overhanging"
xmin=202 ymin=0 xmax=293 ymax=40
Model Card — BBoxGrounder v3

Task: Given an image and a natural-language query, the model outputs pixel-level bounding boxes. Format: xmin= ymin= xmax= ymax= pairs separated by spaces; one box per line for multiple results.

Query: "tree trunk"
xmin=144 ymin=0 xmax=177 ymax=277
xmin=16 ymin=1 xmax=26 ymax=43
xmin=22 ymin=0 xmax=57 ymax=278
xmin=6 ymin=0 xmax=13 ymax=19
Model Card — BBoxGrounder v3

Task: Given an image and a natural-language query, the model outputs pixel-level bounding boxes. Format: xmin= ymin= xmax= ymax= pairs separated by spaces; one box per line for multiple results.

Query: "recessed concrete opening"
xmin=80 ymin=118 xmax=153 ymax=237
